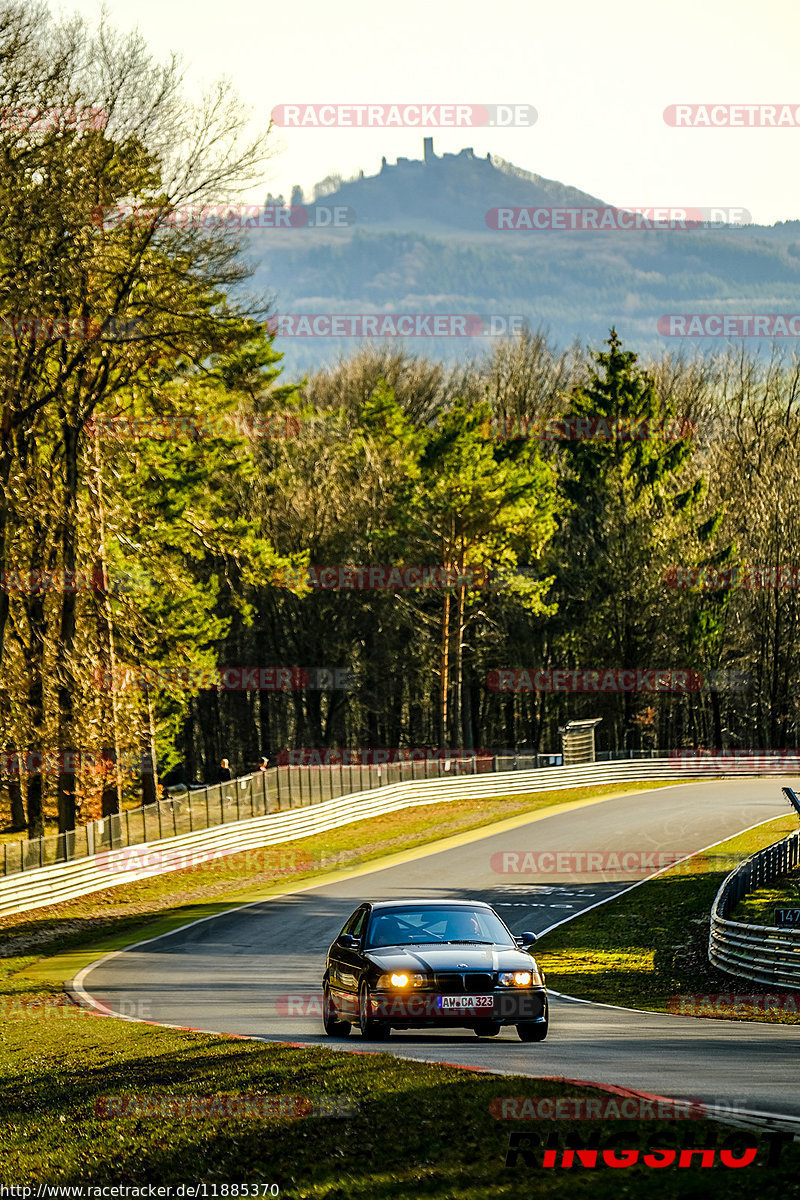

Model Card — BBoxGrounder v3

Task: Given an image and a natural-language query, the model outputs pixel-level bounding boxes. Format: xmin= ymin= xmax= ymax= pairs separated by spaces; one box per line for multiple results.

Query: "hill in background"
xmin=245 ymin=139 xmax=800 ymax=372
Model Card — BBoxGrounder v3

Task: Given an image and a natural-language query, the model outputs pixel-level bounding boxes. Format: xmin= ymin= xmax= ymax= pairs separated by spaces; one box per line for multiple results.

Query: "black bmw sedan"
xmin=322 ymin=899 xmax=548 ymax=1042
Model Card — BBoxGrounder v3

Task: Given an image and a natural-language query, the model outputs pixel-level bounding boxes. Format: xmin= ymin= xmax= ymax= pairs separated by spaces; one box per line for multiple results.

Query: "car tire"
xmin=474 ymin=1020 xmax=501 ymax=1037
xmin=359 ymin=982 xmax=389 ymax=1040
xmin=517 ymin=1014 xmax=548 ymax=1042
xmin=323 ymin=982 xmax=351 ymax=1037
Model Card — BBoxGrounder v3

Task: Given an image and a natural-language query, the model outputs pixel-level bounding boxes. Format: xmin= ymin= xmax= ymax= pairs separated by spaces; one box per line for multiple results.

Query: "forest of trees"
xmin=3 ymin=2 xmax=800 ymax=840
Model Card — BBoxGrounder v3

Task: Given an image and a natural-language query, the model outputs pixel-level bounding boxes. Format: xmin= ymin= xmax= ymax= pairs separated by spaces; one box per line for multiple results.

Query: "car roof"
xmin=368 ymin=899 xmax=493 ymax=911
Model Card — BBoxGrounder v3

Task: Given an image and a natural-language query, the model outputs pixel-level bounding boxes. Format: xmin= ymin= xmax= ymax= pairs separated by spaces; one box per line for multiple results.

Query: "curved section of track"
xmin=76 ymin=778 xmax=800 ymax=1120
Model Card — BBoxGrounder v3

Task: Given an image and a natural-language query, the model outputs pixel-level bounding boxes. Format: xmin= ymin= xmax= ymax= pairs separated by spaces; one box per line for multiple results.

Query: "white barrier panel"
xmin=1 ymin=757 xmax=798 ymax=917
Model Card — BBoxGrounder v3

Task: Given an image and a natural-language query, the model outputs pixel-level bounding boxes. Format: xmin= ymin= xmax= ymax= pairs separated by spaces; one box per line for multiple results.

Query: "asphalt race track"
xmin=76 ymin=778 xmax=800 ymax=1122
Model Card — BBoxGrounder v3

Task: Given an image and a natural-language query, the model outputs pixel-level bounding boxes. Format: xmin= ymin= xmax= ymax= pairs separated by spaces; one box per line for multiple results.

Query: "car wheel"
xmin=517 ymin=1013 xmax=548 ymax=1042
xmin=358 ymin=982 xmax=389 ymax=1040
xmin=323 ymin=982 xmax=351 ymax=1037
xmin=474 ymin=1020 xmax=501 ymax=1037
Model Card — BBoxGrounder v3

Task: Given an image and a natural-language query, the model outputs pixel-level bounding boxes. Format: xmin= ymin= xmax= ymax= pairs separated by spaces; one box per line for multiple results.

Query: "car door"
xmin=329 ymin=905 xmax=369 ymax=1015
xmin=336 ymin=905 xmax=370 ymax=1016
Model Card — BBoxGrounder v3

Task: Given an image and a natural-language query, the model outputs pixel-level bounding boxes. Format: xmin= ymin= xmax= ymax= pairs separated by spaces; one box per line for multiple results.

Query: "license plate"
xmin=437 ymin=994 xmax=493 ymax=1012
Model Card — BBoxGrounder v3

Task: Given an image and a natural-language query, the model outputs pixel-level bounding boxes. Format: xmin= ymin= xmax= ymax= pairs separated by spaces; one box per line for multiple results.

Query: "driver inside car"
xmin=370 ymin=914 xmax=406 ymax=946
xmin=445 ymin=911 xmax=481 ymax=941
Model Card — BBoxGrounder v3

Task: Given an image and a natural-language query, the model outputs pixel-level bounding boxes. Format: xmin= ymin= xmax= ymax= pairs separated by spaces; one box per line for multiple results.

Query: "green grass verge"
xmin=732 ymin=866 xmax=800 ymax=926
xmin=535 ymin=814 xmax=800 ymax=1023
xmin=0 ymin=988 xmax=798 ymax=1193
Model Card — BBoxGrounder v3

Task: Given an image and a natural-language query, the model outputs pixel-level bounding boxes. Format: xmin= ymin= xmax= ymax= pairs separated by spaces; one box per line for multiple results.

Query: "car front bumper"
xmin=369 ymin=988 xmax=547 ymax=1026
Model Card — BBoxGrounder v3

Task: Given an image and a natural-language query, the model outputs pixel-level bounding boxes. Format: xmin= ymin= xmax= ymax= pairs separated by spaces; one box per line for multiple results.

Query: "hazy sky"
xmin=59 ymin=0 xmax=800 ymax=224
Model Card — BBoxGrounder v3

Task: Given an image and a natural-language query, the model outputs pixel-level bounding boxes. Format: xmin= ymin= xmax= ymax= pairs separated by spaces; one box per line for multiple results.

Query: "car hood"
xmin=364 ymin=944 xmax=539 ymax=975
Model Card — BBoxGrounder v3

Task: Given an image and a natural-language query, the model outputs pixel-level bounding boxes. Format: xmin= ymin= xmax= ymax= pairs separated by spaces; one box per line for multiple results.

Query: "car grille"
xmin=435 ymin=972 xmax=494 ymax=993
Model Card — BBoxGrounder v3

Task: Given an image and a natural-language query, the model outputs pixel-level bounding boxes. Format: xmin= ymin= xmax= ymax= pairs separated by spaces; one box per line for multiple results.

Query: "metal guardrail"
xmin=709 ymin=799 xmax=800 ymax=987
xmin=6 ymin=748 xmax=799 ymax=879
xmin=1 ymin=772 xmax=273 ymax=877
xmin=0 ymin=757 xmax=703 ymax=917
xmin=0 ymin=753 xmax=608 ymax=876
xmin=3 ymin=753 xmax=800 ymax=918
xmin=1 ymin=754 xmax=500 ymax=877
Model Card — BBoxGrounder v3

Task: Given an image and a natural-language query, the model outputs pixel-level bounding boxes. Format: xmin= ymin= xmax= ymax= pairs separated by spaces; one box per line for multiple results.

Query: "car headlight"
xmin=498 ymin=970 xmax=534 ymax=987
xmin=376 ymin=972 xmax=427 ymax=989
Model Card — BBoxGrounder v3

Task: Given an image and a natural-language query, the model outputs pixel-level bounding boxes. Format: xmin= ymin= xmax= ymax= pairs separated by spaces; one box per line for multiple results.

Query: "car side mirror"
xmin=340 ymin=934 xmax=361 ymax=950
xmin=517 ymin=931 xmax=537 ymax=948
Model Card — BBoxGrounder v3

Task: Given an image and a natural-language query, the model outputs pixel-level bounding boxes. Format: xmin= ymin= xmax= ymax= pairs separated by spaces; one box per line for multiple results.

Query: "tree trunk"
xmin=140 ymin=685 xmax=158 ymax=807
xmin=90 ymin=423 xmax=122 ymax=816
xmin=25 ymin=589 xmax=47 ymax=839
xmin=56 ymin=415 xmax=80 ymax=834
xmin=7 ymin=752 xmax=25 ymax=829
xmin=440 ymin=587 xmax=451 ymax=745
xmin=184 ymin=696 xmax=196 ymax=783
xmin=0 ymin=407 xmax=17 ymax=669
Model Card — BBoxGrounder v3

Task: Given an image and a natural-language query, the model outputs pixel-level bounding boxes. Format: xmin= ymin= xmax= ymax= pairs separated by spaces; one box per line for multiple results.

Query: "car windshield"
xmin=366 ymin=906 xmax=514 ymax=948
